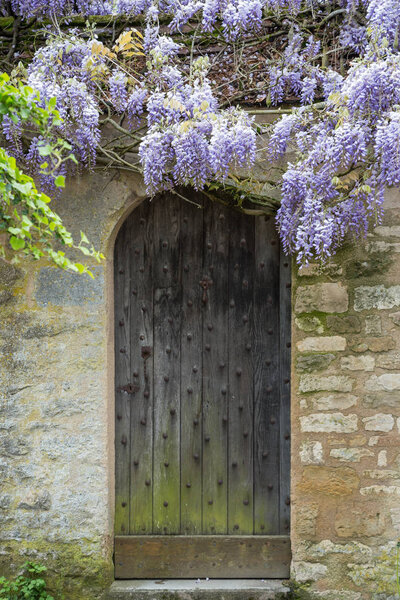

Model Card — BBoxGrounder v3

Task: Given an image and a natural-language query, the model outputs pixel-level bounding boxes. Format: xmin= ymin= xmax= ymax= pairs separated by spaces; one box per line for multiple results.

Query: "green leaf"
xmin=54 ymin=175 xmax=65 ymax=188
xmin=9 ymin=236 xmax=25 ymax=250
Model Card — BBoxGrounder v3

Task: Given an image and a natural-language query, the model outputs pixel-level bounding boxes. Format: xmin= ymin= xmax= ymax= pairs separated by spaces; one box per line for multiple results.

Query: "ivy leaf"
xmin=9 ymin=236 xmax=25 ymax=250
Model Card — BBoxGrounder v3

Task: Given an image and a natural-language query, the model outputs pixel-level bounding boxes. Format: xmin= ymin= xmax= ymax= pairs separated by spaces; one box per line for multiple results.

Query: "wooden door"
xmin=114 ymin=193 xmax=291 ymax=578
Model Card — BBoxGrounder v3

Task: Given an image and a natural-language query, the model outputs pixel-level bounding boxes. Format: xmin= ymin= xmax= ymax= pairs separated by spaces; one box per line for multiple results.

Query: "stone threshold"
xmin=106 ymin=579 xmax=291 ymax=600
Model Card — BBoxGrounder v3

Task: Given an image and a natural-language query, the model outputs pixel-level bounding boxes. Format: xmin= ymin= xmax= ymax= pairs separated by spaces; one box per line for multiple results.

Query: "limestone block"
xmin=390 ymin=507 xmax=400 ymax=531
xmin=326 ymin=315 xmax=361 ymax=334
xmin=363 ymin=470 xmax=399 ymax=479
xmin=312 ymin=394 xmax=358 ymax=411
xmin=300 ymin=413 xmax=358 ymax=433
xmin=300 ymin=441 xmax=324 ymax=464
xmin=374 ymin=226 xmax=400 ymax=237
xmin=362 ymin=413 xmax=394 ymax=432
xmin=307 ymin=539 xmax=372 ymax=559
xmin=295 ymin=503 xmax=319 ymax=536
xmin=335 ymin=509 xmax=385 ymax=537
xmin=299 ymin=465 xmax=359 ymax=496
xmin=354 ymin=285 xmax=400 ymax=311
xmin=295 ymin=315 xmax=324 ymax=333
xmin=297 ymin=336 xmax=346 ymax=352
xmin=351 ymin=337 xmax=396 ymax=353
xmin=330 ymin=448 xmax=374 ymax=462
xmin=341 ymin=355 xmax=375 ymax=372
xmin=299 ymin=375 xmax=353 ymax=393
xmin=291 ymin=561 xmax=328 ymax=583
xmin=363 ymin=392 xmax=400 ymax=409
xmin=365 ymin=315 xmax=382 ymax=335
xmin=296 ymin=354 xmax=336 ymax=372
xmin=389 ymin=311 xmax=400 ymax=326
xmin=378 ymin=450 xmax=387 ymax=467
xmin=295 ymin=283 xmax=349 ymax=314
xmin=360 ymin=485 xmax=400 ymax=496
xmin=376 ymin=353 xmax=400 ymax=370
xmin=366 ymin=374 xmax=400 ymax=392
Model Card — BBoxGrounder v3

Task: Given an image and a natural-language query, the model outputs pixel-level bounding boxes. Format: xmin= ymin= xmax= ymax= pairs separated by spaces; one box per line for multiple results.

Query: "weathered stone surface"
xmin=335 ymin=508 xmax=385 ymax=537
xmin=330 ymin=448 xmax=374 ymax=462
xmin=347 ymin=252 xmax=392 ymax=279
xmin=374 ymin=225 xmax=400 ymax=237
xmin=0 ymin=259 xmax=23 ymax=286
xmin=0 ymin=435 xmax=30 ymax=457
xmin=354 ymin=286 xmax=400 ymax=311
xmin=360 ymin=485 xmax=400 ymax=496
xmin=297 ymin=336 xmax=346 ymax=352
xmin=363 ymin=392 xmax=400 ymax=409
xmin=362 ymin=413 xmax=394 ymax=432
xmin=389 ymin=311 xmax=400 ymax=326
xmin=366 ymin=374 xmax=400 ymax=392
xmin=17 ymin=489 xmax=51 ymax=511
xmin=311 ymin=394 xmax=358 ymax=411
xmin=295 ymin=283 xmax=349 ymax=314
xmin=307 ymin=539 xmax=372 ymax=559
xmin=340 ymin=355 xmax=375 ymax=371
xmin=390 ymin=507 xmax=400 ymax=531
xmin=363 ymin=469 xmax=399 ymax=479
xmin=300 ymin=441 xmax=324 ymax=464
xmin=299 ymin=466 xmax=359 ymax=496
xmin=326 ymin=315 xmax=361 ymax=334
xmin=0 ymin=290 xmax=13 ymax=305
xmin=312 ymin=591 xmax=361 ymax=600
xmin=291 ymin=561 xmax=328 ymax=583
xmin=35 ymin=266 xmax=104 ymax=306
xmin=376 ymin=352 xmax=400 ymax=370
xmin=299 ymin=375 xmax=353 ymax=393
xmin=300 ymin=413 xmax=358 ymax=433
xmin=365 ymin=315 xmax=382 ymax=335
xmin=295 ymin=503 xmax=319 ymax=536
xmin=351 ymin=336 xmax=396 ymax=353
xmin=296 ymin=354 xmax=336 ymax=372
xmin=378 ymin=450 xmax=387 ymax=467
xmin=295 ymin=315 xmax=324 ymax=333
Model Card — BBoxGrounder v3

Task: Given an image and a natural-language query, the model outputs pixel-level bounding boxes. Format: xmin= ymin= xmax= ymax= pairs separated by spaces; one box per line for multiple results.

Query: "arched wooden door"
xmin=114 ymin=193 xmax=291 ymax=578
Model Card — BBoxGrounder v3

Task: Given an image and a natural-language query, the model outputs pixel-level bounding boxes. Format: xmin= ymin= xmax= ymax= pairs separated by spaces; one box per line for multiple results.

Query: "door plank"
xmin=253 ymin=216 xmax=281 ymax=534
xmin=114 ymin=222 xmax=132 ymax=535
xmin=202 ymin=201 xmax=229 ymax=534
xmin=115 ymin=535 xmax=291 ymax=578
xmin=128 ymin=201 xmax=154 ymax=534
xmin=279 ymin=251 xmax=291 ymax=534
xmin=152 ymin=195 xmax=182 ymax=534
xmin=180 ymin=197 xmax=204 ymax=534
xmin=228 ymin=211 xmax=254 ymax=534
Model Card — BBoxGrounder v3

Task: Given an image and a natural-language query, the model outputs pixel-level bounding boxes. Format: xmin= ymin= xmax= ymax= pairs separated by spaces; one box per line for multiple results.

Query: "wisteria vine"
xmin=1 ymin=0 xmax=400 ymax=263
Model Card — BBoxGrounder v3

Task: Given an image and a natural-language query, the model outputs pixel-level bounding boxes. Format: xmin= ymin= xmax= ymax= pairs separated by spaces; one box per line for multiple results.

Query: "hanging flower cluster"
xmin=2 ymin=0 xmax=400 ymax=264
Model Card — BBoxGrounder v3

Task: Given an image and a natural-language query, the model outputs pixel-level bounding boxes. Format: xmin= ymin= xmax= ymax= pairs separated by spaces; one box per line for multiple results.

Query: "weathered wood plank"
xmin=180 ymin=196 xmax=204 ymax=534
xmin=114 ymin=221 xmax=132 ymax=535
xmin=279 ymin=251 xmax=291 ymax=534
xmin=115 ymin=535 xmax=291 ymax=578
xmin=202 ymin=201 xmax=229 ymax=534
xmin=253 ymin=216 xmax=281 ymax=534
xmin=228 ymin=210 xmax=254 ymax=534
xmin=128 ymin=201 xmax=154 ymax=534
xmin=152 ymin=195 xmax=182 ymax=534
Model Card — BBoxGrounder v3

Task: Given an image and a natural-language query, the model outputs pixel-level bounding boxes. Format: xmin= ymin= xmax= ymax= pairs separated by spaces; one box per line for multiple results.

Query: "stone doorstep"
xmin=106 ymin=579 xmax=291 ymax=600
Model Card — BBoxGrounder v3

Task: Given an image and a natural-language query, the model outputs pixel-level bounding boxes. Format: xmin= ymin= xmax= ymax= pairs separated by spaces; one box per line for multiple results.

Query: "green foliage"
xmin=0 ymin=562 xmax=54 ymax=600
xmin=0 ymin=73 xmax=104 ymax=276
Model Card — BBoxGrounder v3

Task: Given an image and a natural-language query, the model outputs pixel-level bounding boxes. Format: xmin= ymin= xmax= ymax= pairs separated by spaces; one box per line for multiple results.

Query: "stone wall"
xmin=291 ymin=189 xmax=400 ymax=599
xmin=0 ymin=170 xmax=147 ymax=599
xmin=1 ymin=167 xmax=400 ymax=599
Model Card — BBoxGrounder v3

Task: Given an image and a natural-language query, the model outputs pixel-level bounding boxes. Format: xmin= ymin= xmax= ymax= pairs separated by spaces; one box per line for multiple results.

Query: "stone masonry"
xmin=1 ymin=168 xmax=400 ymax=599
xmin=292 ymin=188 xmax=400 ymax=599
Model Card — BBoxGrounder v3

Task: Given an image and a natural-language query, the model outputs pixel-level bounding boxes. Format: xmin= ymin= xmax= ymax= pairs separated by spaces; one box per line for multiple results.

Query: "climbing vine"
xmin=1 ymin=0 xmax=400 ymax=264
